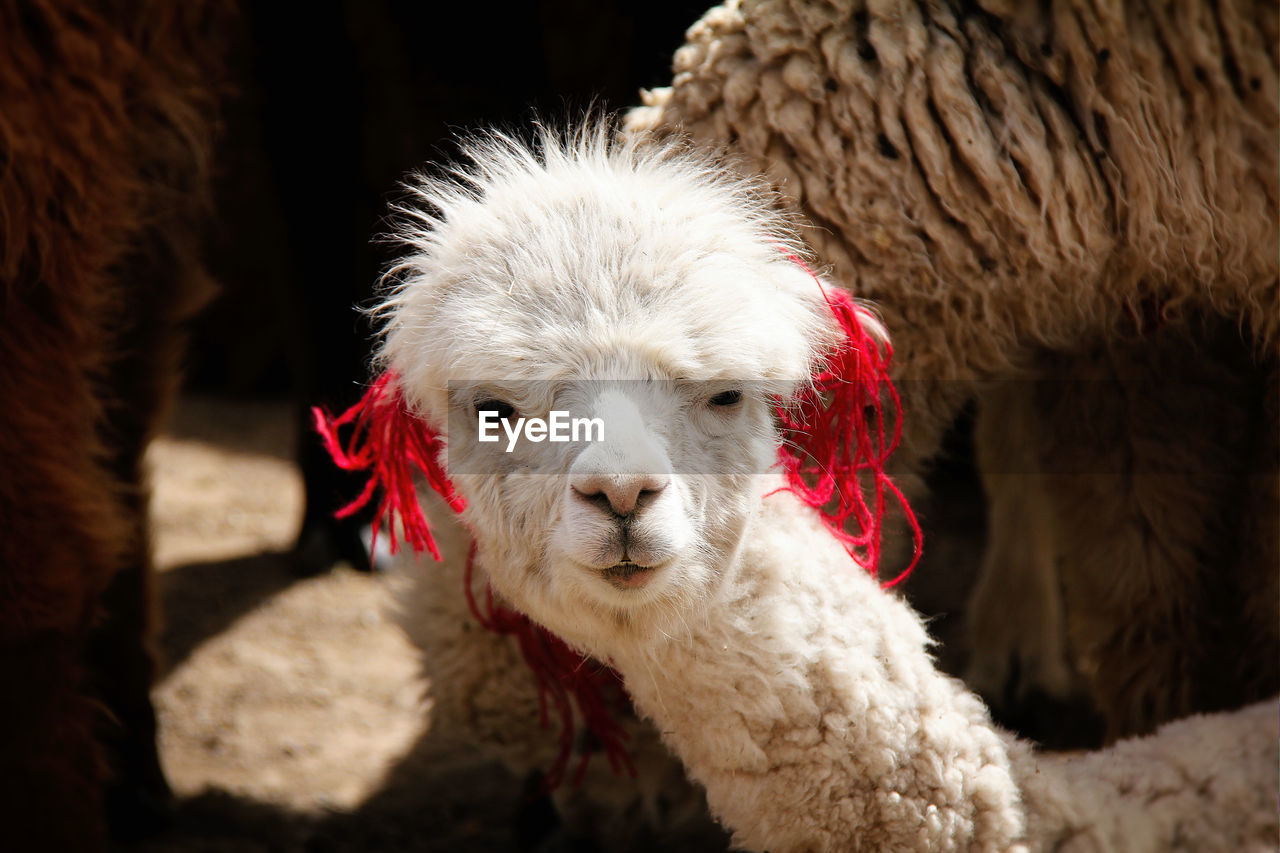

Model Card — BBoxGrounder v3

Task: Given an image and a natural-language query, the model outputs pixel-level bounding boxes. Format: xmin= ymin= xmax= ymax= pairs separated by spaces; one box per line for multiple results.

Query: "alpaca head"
xmin=373 ymin=127 xmax=874 ymax=649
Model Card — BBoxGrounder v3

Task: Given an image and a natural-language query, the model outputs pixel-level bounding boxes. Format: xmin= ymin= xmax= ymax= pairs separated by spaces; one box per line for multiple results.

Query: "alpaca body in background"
xmin=0 ymin=3 xmax=223 ymax=848
xmin=625 ymin=0 xmax=1278 ymax=741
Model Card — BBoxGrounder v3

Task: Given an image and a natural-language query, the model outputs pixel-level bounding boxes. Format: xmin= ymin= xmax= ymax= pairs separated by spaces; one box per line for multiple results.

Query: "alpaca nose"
xmin=570 ymin=471 xmax=669 ymax=517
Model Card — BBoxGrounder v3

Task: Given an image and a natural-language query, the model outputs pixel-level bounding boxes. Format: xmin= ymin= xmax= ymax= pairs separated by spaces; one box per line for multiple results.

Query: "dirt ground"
xmin=128 ymin=393 xmax=1000 ymax=853
xmin=133 ymin=395 xmax=529 ymax=852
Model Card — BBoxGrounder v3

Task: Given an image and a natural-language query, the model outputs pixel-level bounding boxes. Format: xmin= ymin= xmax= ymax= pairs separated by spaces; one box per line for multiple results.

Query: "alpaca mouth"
xmin=601 ymin=560 xmax=656 ymax=590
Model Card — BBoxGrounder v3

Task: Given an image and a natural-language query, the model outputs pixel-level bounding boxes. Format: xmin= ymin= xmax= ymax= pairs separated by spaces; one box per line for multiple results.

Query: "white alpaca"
xmin=322 ymin=128 xmax=1279 ymax=851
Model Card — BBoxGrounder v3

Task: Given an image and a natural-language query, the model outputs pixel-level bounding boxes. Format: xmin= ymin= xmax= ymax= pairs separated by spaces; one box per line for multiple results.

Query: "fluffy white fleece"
xmin=381 ymin=128 xmax=1278 ymax=851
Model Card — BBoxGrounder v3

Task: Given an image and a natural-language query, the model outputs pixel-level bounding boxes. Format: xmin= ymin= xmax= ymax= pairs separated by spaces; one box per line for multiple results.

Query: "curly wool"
xmin=631 ymin=0 xmax=1277 ymax=366
xmin=626 ymin=0 xmax=1279 ymax=739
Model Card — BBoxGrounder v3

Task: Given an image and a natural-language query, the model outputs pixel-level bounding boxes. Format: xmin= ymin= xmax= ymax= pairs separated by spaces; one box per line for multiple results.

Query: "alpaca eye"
xmin=476 ymin=398 xmax=517 ymax=422
xmin=709 ymin=389 xmax=742 ymax=408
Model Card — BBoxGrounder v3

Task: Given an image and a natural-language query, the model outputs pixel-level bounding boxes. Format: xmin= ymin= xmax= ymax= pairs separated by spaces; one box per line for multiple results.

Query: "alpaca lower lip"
xmin=602 ymin=561 xmax=655 ymax=589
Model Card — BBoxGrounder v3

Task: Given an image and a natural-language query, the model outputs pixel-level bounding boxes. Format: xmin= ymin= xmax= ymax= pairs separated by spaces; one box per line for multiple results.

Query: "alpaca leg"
xmin=84 ymin=545 xmax=170 ymax=841
xmin=1233 ymin=369 xmax=1280 ymax=703
xmin=1039 ymin=326 xmax=1276 ymax=739
xmin=84 ymin=227 xmax=214 ymax=840
xmin=0 ymin=637 xmax=109 ymax=852
xmin=967 ymin=383 xmax=1080 ymax=710
xmin=0 ymin=336 xmax=121 ymax=851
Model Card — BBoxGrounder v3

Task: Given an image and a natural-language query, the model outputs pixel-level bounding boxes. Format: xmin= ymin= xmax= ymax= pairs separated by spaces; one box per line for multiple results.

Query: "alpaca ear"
xmin=312 ymin=371 xmax=465 ymax=560
xmin=773 ymin=258 xmax=921 ymax=586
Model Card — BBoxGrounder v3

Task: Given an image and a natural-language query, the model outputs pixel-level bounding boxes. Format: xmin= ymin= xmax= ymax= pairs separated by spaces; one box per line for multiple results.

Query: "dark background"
xmin=192 ymin=0 xmax=712 ymax=572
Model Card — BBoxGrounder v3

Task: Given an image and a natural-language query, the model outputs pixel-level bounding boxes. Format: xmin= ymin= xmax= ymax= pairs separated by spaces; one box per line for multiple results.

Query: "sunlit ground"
xmin=136 ymin=395 xmax=524 ymax=852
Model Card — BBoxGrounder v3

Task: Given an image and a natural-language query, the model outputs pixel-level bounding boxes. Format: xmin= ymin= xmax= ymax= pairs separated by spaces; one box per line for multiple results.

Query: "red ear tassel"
xmin=311 ymin=371 xmax=464 ymax=560
xmin=776 ymin=260 xmax=923 ymax=587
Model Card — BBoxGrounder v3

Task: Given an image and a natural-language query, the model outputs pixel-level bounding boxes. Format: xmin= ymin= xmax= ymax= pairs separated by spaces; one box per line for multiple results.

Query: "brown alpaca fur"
xmin=628 ymin=0 xmax=1278 ymax=741
xmin=0 ymin=2 xmax=223 ymax=848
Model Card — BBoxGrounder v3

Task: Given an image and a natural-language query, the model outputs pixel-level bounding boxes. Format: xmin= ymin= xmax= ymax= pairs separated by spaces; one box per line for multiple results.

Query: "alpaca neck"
xmin=594 ymin=488 xmax=1276 ymax=850
xmin=606 ymin=490 xmax=1026 ymax=852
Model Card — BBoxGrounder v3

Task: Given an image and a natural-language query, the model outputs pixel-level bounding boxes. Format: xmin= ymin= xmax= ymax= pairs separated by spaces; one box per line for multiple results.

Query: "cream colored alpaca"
xmin=366 ymin=128 xmax=1278 ymax=851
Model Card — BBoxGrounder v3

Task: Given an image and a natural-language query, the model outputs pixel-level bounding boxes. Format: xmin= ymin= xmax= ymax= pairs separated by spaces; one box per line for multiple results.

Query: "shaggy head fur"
xmin=375 ymin=126 xmax=868 ymax=650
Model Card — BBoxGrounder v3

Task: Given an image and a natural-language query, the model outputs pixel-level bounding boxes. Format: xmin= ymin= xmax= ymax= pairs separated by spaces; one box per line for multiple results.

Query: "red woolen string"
xmin=774 ymin=256 xmax=923 ymax=587
xmin=462 ymin=542 xmax=635 ymax=789
xmin=311 ymin=371 xmax=464 ymax=560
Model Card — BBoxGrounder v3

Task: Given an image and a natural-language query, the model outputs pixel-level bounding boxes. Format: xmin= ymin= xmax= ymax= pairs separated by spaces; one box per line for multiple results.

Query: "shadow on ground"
xmin=158 ymin=552 xmax=303 ymax=680
xmin=127 ymin=730 xmax=525 ymax=852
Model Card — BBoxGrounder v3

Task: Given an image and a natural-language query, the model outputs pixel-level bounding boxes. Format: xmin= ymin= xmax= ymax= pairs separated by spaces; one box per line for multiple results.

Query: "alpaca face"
xmin=379 ymin=130 xmax=839 ymax=646
xmin=441 ymin=371 xmax=787 ymax=644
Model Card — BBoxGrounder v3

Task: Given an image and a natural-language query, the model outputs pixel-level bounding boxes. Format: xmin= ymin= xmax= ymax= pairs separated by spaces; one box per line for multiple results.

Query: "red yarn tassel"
xmin=311 ymin=371 xmax=464 ymax=560
xmin=775 ymin=258 xmax=923 ymax=587
xmin=463 ymin=544 xmax=635 ymax=789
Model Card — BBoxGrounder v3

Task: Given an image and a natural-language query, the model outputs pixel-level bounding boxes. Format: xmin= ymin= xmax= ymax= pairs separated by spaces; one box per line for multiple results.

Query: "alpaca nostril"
xmin=573 ymin=486 xmax=618 ymax=517
xmin=571 ymin=474 xmax=668 ymax=517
